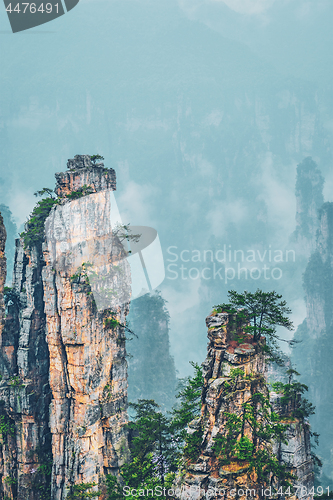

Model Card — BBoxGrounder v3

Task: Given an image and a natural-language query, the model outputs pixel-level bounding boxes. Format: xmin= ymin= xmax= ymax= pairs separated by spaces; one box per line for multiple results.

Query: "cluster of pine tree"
xmin=65 ymin=363 xmax=203 ymax=500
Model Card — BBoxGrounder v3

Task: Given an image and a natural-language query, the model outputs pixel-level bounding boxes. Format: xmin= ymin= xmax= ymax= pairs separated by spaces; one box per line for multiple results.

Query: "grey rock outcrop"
xmin=56 ymin=155 xmax=114 ymax=198
xmin=66 ymin=155 xmax=104 ymax=170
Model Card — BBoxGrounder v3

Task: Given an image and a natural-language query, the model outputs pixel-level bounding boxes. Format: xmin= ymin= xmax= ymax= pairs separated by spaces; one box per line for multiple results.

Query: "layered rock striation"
xmin=175 ymin=311 xmax=314 ymax=500
xmin=0 ymin=209 xmax=50 ymax=499
xmin=0 ymin=157 xmax=130 ymax=499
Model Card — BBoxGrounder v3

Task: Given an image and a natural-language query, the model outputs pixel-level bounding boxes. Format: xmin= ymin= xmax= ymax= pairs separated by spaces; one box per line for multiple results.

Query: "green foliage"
xmin=230 ymin=368 xmax=244 ymax=380
xmin=271 ymin=370 xmax=315 ymax=421
xmin=106 ymin=475 xmax=123 ymax=500
xmin=213 ymin=303 xmax=237 ymax=315
xmin=105 ymin=399 xmax=177 ymax=499
xmin=213 ymin=391 xmax=294 ymax=487
xmin=294 ymin=398 xmax=316 ymax=419
xmin=3 ymin=476 xmax=17 ymax=485
xmin=106 ymin=471 xmax=175 ymax=500
xmin=37 ymin=461 xmax=52 ymax=476
xmin=183 ymin=426 xmax=203 ymax=463
xmin=213 ymin=387 xmax=294 ymax=483
xmin=103 ymin=384 xmax=112 ymax=399
xmin=70 ymin=262 xmax=93 ymax=283
xmin=172 ymin=362 xmax=203 ymax=439
xmin=251 ymin=448 xmax=294 ymax=486
xmin=170 ymin=362 xmax=204 ymax=464
xmin=104 ymin=317 xmax=120 ymax=329
xmin=213 ymin=413 xmax=243 ymax=463
xmin=286 ymin=368 xmax=300 ymax=383
xmin=0 ymin=412 xmax=16 ymax=443
xmin=20 ymin=196 xmax=58 ymax=248
xmin=20 ymin=177 xmax=105 ymax=251
xmin=215 ymin=289 xmax=294 ymax=365
xmin=123 ymin=400 xmax=177 ymax=487
xmin=90 ymin=155 xmax=104 ymax=165
xmin=65 ymin=184 xmax=94 ymax=200
xmin=314 ymin=494 xmax=333 ymax=500
xmin=223 ymin=289 xmax=293 ymax=342
xmin=67 ymin=482 xmax=101 ymax=500
xmin=8 ymin=375 xmax=24 ymax=388
xmin=108 ymin=287 xmax=318 ymax=493
xmin=34 ymin=187 xmax=56 ymax=199
xmin=234 ymin=436 xmax=254 ymax=460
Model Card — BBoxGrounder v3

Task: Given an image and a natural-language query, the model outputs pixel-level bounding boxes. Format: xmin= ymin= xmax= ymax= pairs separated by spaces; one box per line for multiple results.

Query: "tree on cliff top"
xmin=215 ymin=289 xmax=294 ymax=362
xmin=90 ymin=154 xmax=104 ymax=165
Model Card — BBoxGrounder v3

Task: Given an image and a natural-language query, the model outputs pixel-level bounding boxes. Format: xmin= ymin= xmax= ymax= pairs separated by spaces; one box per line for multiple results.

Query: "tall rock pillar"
xmin=292 ymin=156 xmax=324 ymax=255
xmin=293 ymin=202 xmax=333 ymax=485
xmin=0 ymin=155 xmax=131 ymax=500
xmin=175 ymin=311 xmax=314 ymax=500
xmin=44 ymin=156 xmax=130 ymax=499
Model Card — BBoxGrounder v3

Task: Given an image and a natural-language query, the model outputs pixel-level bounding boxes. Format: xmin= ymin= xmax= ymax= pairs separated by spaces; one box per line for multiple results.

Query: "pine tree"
xmin=215 ymin=289 xmax=294 ymax=363
xmin=171 ymin=362 xmax=204 ymax=463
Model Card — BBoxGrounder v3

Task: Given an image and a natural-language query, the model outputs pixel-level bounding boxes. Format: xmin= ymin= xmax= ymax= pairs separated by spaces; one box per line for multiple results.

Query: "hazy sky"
xmin=0 ymin=0 xmax=333 ymax=376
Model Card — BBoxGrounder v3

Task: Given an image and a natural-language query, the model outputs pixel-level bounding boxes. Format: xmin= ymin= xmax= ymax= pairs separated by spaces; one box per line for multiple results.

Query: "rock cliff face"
xmin=55 ymin=155 xmax=116 ymax=198
xmin=0 ymin=213 xmax=6 ymax=338
xmin=175 ymin=312 xmax=314 ymax=500
xmin=0 ymin=210 xmax=51 ymax=499
xmin=0 ymin=156 xmax=130 ymax=499
xmin=293 ymin=202 xmax=333 ymax=485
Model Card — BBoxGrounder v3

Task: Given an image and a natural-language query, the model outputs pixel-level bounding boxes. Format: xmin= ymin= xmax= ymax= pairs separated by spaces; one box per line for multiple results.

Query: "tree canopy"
xmin=215 ymin=289 xmax=294 ymax=358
